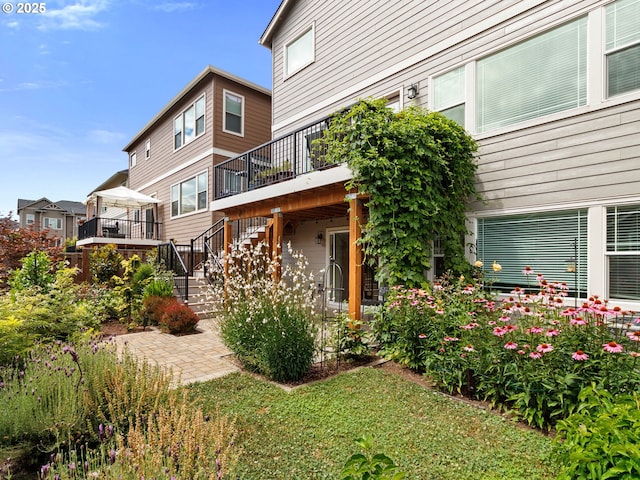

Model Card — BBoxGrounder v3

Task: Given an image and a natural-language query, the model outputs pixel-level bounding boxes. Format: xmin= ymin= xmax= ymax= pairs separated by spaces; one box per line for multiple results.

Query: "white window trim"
xmin=169 ymin=170 xmax=209 ymax=219
xmin=173 ymin=93 xmax=206 ymax=152
xmin=130 ymin=151 xmax=137 ymax=168
xmin=44 ymin=217 xmax=62 ymax=230
xmin=26 ymin=213 xmax=34 ymax=225
xmin=283 ymin=22 xmax=315 ymax=80
xmin=222 ymin=89 xmax=245 ymax=137
xmin=145 ymin=139 xmax=151 ymax=159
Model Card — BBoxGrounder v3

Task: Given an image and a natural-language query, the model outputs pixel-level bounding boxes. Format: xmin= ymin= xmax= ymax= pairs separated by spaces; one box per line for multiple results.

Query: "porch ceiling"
xmin=222 ymin=183 xmax=365 ymax=222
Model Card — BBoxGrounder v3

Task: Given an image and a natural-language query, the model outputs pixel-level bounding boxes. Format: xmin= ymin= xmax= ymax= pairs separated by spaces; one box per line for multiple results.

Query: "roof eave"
xmin=259 ymin=0 xmax=293 ymax=48
xmin=122 ymin=65 xmax=271 ymax=152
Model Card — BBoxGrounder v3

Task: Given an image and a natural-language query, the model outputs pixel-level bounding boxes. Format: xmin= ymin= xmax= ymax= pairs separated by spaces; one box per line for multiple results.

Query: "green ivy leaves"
xmin=319 ymin=99 xmax=479 ymax=287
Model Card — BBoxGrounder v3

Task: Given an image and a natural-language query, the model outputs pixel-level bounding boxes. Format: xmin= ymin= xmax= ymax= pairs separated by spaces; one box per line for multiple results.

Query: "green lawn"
xmin=190 ymin=366 xmax=558 ymax=479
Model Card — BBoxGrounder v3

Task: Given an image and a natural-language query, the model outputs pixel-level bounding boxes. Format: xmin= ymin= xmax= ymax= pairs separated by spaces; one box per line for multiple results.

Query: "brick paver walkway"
xmin=114 ymin=319 xmax=239 ymax=384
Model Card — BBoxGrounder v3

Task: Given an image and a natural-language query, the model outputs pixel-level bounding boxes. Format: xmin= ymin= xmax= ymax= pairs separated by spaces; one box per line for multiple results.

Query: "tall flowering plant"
xmin=208 ymin=241 xmax=319 ymax=382
xmin=375 ymin=266 xmax=640 ymax=429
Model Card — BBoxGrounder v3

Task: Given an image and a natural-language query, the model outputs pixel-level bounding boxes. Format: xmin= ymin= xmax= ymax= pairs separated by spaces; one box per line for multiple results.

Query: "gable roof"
xmin=85 ymin=186 xmax=160 ymax=209
xmin=123 ymin=65 xmax=271 ymax=152
xmin=17 ymin=197 xmax=85 ymax=215
xmin=88 ymin=169 xmax=128 ymax=196
xmin=259 ymin=0 xmax=293 ymax=47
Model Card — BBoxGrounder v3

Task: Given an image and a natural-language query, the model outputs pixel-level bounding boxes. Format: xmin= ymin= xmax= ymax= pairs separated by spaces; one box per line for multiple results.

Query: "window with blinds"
xmin=476 ymin=16 xmax=587 ymax=133
xmin=606 ymin=0 xmax=640 ymax=97
xmin=477 ymin=210 xmax=588 ymax=297
xmin=433 ymin=66 xmax=465 ymax=126
xmin=607 ymin=205 xmax=640 ymax=300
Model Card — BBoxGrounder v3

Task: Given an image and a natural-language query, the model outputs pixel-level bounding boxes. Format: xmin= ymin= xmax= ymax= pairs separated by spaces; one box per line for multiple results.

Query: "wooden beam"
xmin=225 ymin=183 xmax=360 ymax=221
xmin=272 ymin=212 xmax=283 ymax=281
xmin=349 ymin=197 xmax=363 ymax=320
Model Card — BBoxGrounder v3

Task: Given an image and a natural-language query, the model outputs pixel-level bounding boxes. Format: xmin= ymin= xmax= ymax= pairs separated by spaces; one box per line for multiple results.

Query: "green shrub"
xmin=8 ymin=250 xmax=56 ymax=293
xmin=143 ymin=277 xmax=175 ymax=298
xmin=554 ymin=385 xmax=640 ymax=479
xmin=211 ymin=242 xmax=318 ymax=383
xmin=159 ymin=300 xmax=199 ymax=334
xmin=88 ymin=244 xmax=123 ymax=284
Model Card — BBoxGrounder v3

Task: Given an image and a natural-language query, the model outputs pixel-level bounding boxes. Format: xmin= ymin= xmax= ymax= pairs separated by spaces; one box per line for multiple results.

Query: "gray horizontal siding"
xmin=472 ymin=101 xmax=640 ymax=212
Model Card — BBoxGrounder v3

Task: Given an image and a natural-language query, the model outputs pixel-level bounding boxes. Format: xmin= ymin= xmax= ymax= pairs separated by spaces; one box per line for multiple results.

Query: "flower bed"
xmin=374 ymin=270 xmax=640 ymax=429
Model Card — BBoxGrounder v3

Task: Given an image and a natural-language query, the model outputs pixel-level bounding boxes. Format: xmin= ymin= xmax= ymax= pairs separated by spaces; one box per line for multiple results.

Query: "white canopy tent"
xmin=85 ymin=186 xmax=160 ymax=209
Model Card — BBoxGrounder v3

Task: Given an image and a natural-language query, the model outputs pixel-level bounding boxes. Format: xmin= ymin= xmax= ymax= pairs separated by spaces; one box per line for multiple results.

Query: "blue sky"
xmin=0 ymin=0 xmax=280 ymax=218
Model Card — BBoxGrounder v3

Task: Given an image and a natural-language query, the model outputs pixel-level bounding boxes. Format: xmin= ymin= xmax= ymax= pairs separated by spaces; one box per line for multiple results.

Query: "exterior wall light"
xmin=407 ymin=84 xmax=419 ymax=99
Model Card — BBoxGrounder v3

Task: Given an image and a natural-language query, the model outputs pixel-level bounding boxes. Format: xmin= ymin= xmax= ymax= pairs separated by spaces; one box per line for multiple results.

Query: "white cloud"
xmin=5 ymin=20 xmax=20 ymax=29
xmin=0 ymin=79 xmax=68 ymax=92
xmin=87 ymin=129 xmax=126 ymax=145
xmin=37 ymin=0 xmax=111 ymax=31
xmin=153 ymin=2 xmax=197 ymax=13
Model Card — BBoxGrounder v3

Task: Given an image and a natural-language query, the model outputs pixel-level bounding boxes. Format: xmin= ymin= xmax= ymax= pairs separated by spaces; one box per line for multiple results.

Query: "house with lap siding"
xmin=123 ymin=65 xmax=271 ymax=246
xmin=210 ymin=0 xmax=640 ymax=318
xmin=17 ymin=197 xmax=86 ymax=246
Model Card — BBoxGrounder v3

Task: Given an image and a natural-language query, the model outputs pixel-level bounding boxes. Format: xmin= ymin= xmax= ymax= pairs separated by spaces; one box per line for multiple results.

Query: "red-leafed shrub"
xmin=159 ymin=301 xmax=199 ymax=334
xmin=141 ymin=295 xmax=179 ymax=327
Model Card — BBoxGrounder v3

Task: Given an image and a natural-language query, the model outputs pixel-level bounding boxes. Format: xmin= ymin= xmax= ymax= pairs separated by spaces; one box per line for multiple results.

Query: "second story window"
xmin=285 ymin=24 xmax=315 ymax=77
xmin=26 ymin=213 xmax=34 ymax=225
xmin=171 ymin=171 xmax=208 ymax=217
xmin=174 ymin=95 xmax=205 ymax=150
xmin=130 ymin=151 xmax=137 ymax=167
xmin=145 ymin=139 xmax=150 ymax=159
xmin=476 ymin=16 xmax=587 ymax=133
xmin=223 ymin=91 xmax=244 ymax=136
xmin=605 ymin=0 xmax=640 ymax=97
xmin=44 ymin=217 xmax=62 ymax=230
xmin=433 ymin=66 xmax=465 ymax=126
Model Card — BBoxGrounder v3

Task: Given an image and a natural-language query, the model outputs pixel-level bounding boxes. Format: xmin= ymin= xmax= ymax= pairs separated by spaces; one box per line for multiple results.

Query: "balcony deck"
xmin=77 ymin=217 xmax=162 ymax=247
xmin=213 ymin=114 xmax=350 ymax=210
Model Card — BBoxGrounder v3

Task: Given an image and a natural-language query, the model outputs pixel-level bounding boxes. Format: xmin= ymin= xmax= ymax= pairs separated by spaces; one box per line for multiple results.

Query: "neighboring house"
xmin=208 ymin=0 xmax=640 ymax=318
xmin=17 ymin=198 xmax=86 ymax=246
xmin=123 ymin=65 xmax=272 ymax=246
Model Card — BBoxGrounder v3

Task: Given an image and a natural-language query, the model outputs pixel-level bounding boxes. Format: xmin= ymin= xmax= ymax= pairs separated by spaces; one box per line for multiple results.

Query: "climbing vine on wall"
xmin=318 ymin=98 xmax=479 ymax=287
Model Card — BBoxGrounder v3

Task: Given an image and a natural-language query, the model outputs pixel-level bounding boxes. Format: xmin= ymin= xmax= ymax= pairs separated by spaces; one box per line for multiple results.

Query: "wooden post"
xmin=271 ymin=212 xmax=283 ymax=282
xmin=349 ymin=197 xmax=363 ymax=320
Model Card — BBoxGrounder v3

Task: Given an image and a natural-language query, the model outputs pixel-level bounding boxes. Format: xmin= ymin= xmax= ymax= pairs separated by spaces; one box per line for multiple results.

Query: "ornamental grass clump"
xmin=41 ymin=392 xmax=239 ymax=480
xmin=209 ymin=241 xmax=318 ymax=382
xmin=374 ymin=269 xmax=640 ymax=429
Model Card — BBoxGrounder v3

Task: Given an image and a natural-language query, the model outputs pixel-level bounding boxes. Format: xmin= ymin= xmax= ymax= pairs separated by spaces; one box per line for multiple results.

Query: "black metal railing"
xmin=78 ymin=217 xmax=162 ymax=241
xmin=190 ymin=219 xmax=225 ymax=277
xmin=158 ymin=241 xmax=189 ymax=303
xmin=214 ymin=115 xmax=335 ymax=200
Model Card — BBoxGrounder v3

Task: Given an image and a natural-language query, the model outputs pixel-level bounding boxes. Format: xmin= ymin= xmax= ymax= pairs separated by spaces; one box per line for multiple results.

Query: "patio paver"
xmin=114 ymin=318 xmax=239 ymax=385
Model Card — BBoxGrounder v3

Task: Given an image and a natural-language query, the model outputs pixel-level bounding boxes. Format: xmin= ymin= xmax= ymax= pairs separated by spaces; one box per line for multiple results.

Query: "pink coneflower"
xmin=527 ymin=326 xmax=544 ymax=334
xmin=572 ymin=350 xmax=589 ymax=361
xmin=504 ymin=341 xmax=518 ymax=350
xmin=570 ymin=317 xmax=588 ymax=326
xmin=629 ymin=352 xmax=640 ymax=358
xmin=499 ymin=315 xmax=511 ymax=322
xmin=634 ymin=317 xmax=640 ymax=325
xmin=522 ymin=266 xmax=535 ymax=275
xmin=418 ymin=334 xmax=427 ymax=339
xmin=529 ymin=351 xmax=543 ymax=359
xmin=444 ymin=336 xmax=459 ymax=342
xmin=488 ymin=320 xmax=497 ymax=326
xmin=536 ymin=343 xmax=554 ymax=353
xmin=460 ymin=323 xmax=479 ymax=330
xmin=463 ymin=344 xmax=475 ymax=352
xmin=603 ymin=341 xmax=624 ymax=353
xmin=545 ymin=328 xmax=560 ymax=337
xmin=626 ymin=331 xmax=640 ymax=342
xmin=493 ymin=327 xmax=507 ymax=337
xmin=517 ymin=350 xmax=526 ymax=355
xmin=504 ymin=324 xmax=518 ymax=333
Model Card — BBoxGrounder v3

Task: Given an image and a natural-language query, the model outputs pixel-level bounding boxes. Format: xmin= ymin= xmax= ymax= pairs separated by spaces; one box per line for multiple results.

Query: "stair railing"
xmin=158 ymin=241 xmax=189 ymax=303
